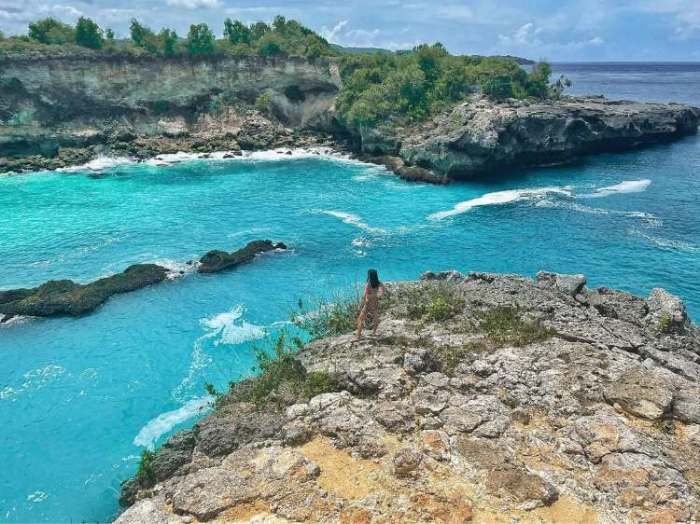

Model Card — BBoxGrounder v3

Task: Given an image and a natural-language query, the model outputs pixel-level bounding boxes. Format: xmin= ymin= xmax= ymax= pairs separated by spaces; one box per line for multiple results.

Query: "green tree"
xmin=249 ymin=21 xmax=270 ymax=41
xmin=75 ymin=17 xmax=103 ymax=49
xmin=223 ymin=18 xmax=250 ymax=44
xmin=526 ymin=62 xmax=552 ymax=98
xmin=185 ymin=23 xmax=215 ymax=56
xmin=105 ymin=28 xmax=115 ymax=43
xmin=129 ymin=19 xmax=154 ymax=49
xmin=28 ymin=18 xmax=75 ymax=45
xmin=159 ymin=28 xmax=178 ymax=56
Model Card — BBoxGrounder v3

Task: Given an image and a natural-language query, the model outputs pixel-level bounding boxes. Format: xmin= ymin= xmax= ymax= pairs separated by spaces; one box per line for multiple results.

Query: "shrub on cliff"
xmin=337 ymin=47 xmax=564 ymax=130
xmin=28 ymin=17 xmax=75 ymax=45
xmin=75 ymin=17 xmax=104 ymax=49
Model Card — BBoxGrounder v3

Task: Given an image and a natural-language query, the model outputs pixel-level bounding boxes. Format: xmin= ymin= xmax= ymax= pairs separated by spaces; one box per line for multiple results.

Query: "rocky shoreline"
xmin=0 ymin=240 xmax=286 ymax=321
xmin=117 ymin=271 xmax=700 ymax=523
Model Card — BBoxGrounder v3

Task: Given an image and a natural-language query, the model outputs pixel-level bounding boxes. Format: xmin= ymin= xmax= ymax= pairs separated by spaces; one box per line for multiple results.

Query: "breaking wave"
xmin=58 ymin=155 xmax=135 ymax=173
xmin=428 ymin=186 xmax=572 ymax=220
xmin=580 ymin=179 xmax=651 ymax=198
xmin=172 ymin=305 xmax=266 ymax=402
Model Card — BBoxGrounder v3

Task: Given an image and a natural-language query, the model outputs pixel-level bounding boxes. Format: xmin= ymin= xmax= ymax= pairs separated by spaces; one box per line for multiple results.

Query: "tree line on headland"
xmin=0 ymin=16 xmax=569 ymax=130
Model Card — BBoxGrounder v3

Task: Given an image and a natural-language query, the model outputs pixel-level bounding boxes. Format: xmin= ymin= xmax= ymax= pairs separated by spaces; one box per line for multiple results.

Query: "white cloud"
xmin=320 ymin=19 xmax=348 ymax=42
xmin=39 ymin=4 xmax=84 ymax=18
xmin=166 ymin=0 xmax=220 ymax=10
xmin=436 ymin=5 xmax=474 ymax=22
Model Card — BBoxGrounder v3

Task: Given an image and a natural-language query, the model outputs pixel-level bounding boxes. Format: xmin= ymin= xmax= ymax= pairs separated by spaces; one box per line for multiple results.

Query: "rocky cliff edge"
xmin=117 ymin=271 xmax=700 ymax=523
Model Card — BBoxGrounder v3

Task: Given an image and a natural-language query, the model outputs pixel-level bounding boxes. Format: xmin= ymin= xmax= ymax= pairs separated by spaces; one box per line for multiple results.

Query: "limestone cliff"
xmin=117 ymin=271 xmax=700 ymax=523
xmin=362 ymin=96 xmax=700 ymax=181
xmin=0 ymin=54 xmax=340 ymax=171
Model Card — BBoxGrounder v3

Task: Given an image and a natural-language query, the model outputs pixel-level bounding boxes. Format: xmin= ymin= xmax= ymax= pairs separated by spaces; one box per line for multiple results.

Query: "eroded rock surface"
xmin=366 ymin=96 xmax=700 ymax=179
xmin=0 ymin=240 xmax=286 ymax=321
xmin=117 ymin=272 xmax=700 ymax=523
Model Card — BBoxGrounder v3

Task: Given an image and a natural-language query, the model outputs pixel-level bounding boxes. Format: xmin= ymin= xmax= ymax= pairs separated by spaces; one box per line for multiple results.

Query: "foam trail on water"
xmin=429 ymin=186 xmax=572 ymax=220
xmin=628 ymin=228 xmax=698 ymax=252
xmin=134 ymin=396 xmax=213 ymax=449
xmin=581 ymin=179 xmax=651 ymax=198
xmin=150 ymin=258 xmax=199 ymax=280
xmin=172 ymin=306 xmax=267 ymax=402
xmin=312 ymin=209 xmax=387 ymax=234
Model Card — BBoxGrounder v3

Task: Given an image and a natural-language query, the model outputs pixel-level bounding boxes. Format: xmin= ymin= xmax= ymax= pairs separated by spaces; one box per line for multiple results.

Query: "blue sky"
xmin=1 ymin=0 xmax=699 ymax=61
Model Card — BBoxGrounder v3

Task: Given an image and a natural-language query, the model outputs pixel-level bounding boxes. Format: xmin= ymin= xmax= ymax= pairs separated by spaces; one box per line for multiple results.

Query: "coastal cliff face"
xmin=0 ymin=54 xmax=340 ymax=170
xmin=363 ymin=96 xmax=700 ymax=180
xmin=117 ymin=272 xmax=700 ymax=523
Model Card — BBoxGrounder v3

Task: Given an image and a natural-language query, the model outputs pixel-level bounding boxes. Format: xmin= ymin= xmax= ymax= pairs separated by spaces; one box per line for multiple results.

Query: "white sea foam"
xmin=150 ymin=258 xmax=199 ymax=280
xmin=172 ymin=305 xmax=267 ymax=402
xmin=536 ymin=200 xmax=662 ymax=226
xmin=134 ymin=396 xmax=213 ymax=449
xmin=428 ymin=186 xmax=572 ymax=220
xmin=312 ymin=209 xmax=387 ymax=234
xmin=0 ymin=315 xmax=34 ymax=329
xmin=58 ymin=155 xmax=135 ymax=173
xmin=26 ymin=491 xmax=48 ymax=503
xmin=0 ymin=364 xmax=66 ymax=402
xmin=201 ymin=306 xmax=267 ymax=346
xmin=581 ymin=179 xmax=651 ymax=198
xmin=628 ymin=228 xmax=698 ymax=252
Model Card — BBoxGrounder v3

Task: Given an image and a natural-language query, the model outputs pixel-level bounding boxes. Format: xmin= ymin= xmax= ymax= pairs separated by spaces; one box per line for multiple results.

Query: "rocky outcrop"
xmin=0 ymin=240 xmax=286 ymax=321
xmin=198 ymin=240 xmax=287 ymax=274
xmin=0 ymin=264 xmax=168 ymax=319
xmin=364 ymin=95 xmax=700 ymax=179
xmin=117 ymin=271 xmax=700 ymax=523
xmin=0 ymin=54 xmax=340 ymax=172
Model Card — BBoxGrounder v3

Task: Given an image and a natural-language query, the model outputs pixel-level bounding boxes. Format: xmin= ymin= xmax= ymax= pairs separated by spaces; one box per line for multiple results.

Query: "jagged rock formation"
xmin=198 ymin=240 xmax=287 ymax=274
xmin=0 ymin=240 xmax=285 ymax=321
xmin=362 ymin=96 xmax=700 ymax=180
xmin=117 ymin=271 xmax=700 ymax=523
xmin=0 ymin=54 xmax=340 ymax=172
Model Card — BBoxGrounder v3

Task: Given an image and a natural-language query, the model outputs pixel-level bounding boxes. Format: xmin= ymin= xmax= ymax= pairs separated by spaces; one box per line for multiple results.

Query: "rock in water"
xmin=198 ymin=240 xmax=287 ymax=274
xmin=0 ymin=240 xmax=287 ymax=321
xmin=117 ymin=271 xmax=700 ymax=523
xmin=0 ymin=264 xmax=168 ymax=319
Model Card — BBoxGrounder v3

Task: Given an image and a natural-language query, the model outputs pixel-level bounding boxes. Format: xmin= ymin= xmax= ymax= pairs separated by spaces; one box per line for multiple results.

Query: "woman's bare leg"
xmin=355 ymin=308 xmax=366 ymax=339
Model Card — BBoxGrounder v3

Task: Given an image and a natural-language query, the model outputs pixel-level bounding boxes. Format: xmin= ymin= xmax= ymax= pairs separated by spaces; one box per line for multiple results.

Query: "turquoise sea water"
xmin=1 ymin=64 xmax=699 ymax=522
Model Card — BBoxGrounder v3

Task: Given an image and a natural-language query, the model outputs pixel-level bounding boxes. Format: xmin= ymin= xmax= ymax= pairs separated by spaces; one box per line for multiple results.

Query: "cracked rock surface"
xmin=117 ymin=272 xmax=700 ymax=523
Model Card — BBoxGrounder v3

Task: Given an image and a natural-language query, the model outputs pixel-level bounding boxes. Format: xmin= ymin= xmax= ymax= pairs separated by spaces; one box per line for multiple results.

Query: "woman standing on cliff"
xmin=356 ymin=269 xmax=387 ymax=340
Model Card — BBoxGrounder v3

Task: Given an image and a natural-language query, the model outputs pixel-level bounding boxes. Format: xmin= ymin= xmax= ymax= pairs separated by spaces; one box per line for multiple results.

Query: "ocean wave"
xmin=58 ymin=155 xmax=135 ymax=173
xmin=172 ymin=305 xmax=267 ymax=402
xmin=428 ymin=186 xmax=572 ymax=220
xmin=201 ymin=306 xmax=267 ymax=346
xmin=0 ymin=315 xmax=35 ymax=329
xmin=627 ymin=228 xmax=698 ymax=252
xmin=312 ymin=209 xmax=387 ymax=234
xmin=580 ymin=179 xmax=651 ymax=198
xmin=133 ymin=396 xmax=213 ymax=449
xmin=536 ymin=200 xmax=662 ymax=226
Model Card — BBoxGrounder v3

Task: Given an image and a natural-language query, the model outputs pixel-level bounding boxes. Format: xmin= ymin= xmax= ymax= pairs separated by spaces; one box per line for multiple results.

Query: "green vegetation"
xmin=336 ymin=44 xmax=559 ymax=131
xmin=75 ymin=17 xmax=104 ymax=50
xmin=477 ymin=306 xmax=554 ymax=346
xmin=28 ymin=17 xmax=75 ymax=45
xmin=292 ymin=293 xmax=362 ymax=340
xmin=656 ymin=313 xmax=673 ymax=334
xmin=402 ymin=283 xmax=465 ymax=322
xmin=229 ymin=333 xmax=339 ymax=407
xmin=255 ymin=93 xmax=272 ymax=114
xmin=135 ymin=449 xmax=156 ymax=485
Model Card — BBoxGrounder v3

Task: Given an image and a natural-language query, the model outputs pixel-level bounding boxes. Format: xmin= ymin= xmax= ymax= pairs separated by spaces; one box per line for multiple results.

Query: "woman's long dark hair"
xmin=367 ymin=269 xmax=380 ymax=289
